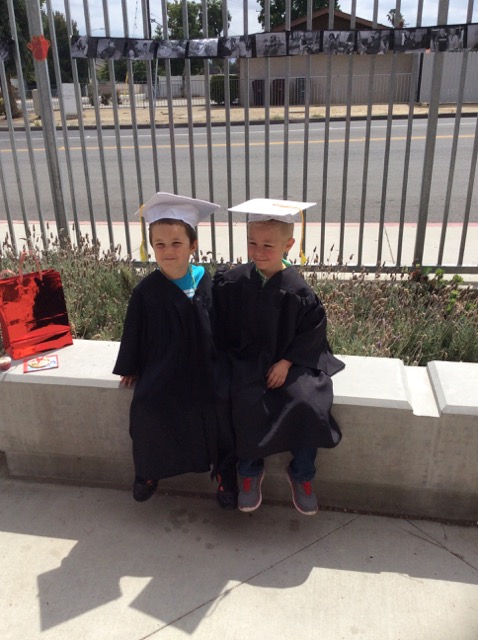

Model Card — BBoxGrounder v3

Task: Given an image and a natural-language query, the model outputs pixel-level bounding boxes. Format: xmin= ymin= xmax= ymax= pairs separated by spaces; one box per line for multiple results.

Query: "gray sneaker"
xmin=287 ymin=468 xmax=318 ymax=515
xmin=238 ymin=471 xmax=265 ymax=512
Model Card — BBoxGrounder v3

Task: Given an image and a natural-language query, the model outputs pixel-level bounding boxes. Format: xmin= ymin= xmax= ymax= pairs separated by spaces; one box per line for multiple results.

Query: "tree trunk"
xmin=5 ymin=71 xmax=22 ymax=118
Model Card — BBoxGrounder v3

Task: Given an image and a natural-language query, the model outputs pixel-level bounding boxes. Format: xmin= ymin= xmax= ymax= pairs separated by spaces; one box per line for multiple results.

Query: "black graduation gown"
xmin=213 ymin=263 xmax=345 ymax=460
xmin=113 ymin=269 xmax=216 ymax=480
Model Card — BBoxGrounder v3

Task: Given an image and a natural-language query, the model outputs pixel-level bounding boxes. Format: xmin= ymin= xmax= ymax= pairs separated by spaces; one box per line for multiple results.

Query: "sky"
xmin=55 ymin=1 xmax=478 ymax=38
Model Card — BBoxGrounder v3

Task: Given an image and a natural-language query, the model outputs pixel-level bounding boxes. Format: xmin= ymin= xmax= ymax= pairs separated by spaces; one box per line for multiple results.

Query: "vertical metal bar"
xmin=6 ymin=0 xmax=48 ymax=249
xmin=396 ymin=54 xmax=420 ymax=266
xmin=45 ymin=0 xmax=81 ymax=242
xmin=264 ymin=0 xmax=271 ymax=198
xmin=83 ymin=0 xmax=110 ymax=246
xmin=101 ymin=0 xmax=130 ymax=254
xmin=282 ymin=0 xmax=291 ymax=201
xmin=376 ymin=46 xmax=398 ymax=264
xmin=141 ymin=0 xmax=161 ymax=196
xmin=356 ymin=58 xmax=375 ymax=266
xmin=438 ymin=52 xmax=468 ymax=264
xmin=64 ymin=0 xmax=97 ymax=243
xmin=301 ymin=0 xmax=312 ymax=202
xmin=221 ymin=1 xmax=235 ymax=261
xmin=457 ymin=105 xmax=478 ymax=265
xmin=200 ymin=0 xmax=216 ymax=260
xmin=414 ymin=0 xmax=449 ymax=266
xmin=181 ymin=0 xmax=197 ymax=198
xmin=242 ymin=0 xmax=251 ymax=202
xmin=24 ymin=0 xmax=69 ymax=243
xmin=0 ymin=68 xmax=16 ymax=253
xmin=121 ymin=0 xmax=145 ymax=208
xmin=319 ymin=4 xmax=335 ymax=264
xmin=337 ymin=0 xmax=356 ymax=265
xmin=160 ymin=0 xmax=179 ymax=194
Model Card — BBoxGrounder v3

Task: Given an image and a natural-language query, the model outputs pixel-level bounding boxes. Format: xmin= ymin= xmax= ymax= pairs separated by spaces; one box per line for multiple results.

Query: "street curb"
xmin=1 ymin=110 xmax=477 ymax=132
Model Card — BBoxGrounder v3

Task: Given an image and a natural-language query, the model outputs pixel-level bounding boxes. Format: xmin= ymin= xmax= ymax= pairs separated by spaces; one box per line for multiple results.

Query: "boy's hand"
xmin=266 ymin=359 xmax=292 ymax=389
xmin=120 ymin=375 xmax=137 ymax=388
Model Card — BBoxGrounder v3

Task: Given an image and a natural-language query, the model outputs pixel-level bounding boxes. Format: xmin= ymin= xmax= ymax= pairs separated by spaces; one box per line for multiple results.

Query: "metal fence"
xmin=0 ymin=0 xmax=477 ymax=273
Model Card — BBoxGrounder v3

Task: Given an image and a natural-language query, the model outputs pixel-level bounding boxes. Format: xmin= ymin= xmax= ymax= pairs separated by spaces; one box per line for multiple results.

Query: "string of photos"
xmin=0 ymin=24 xmax=477 ymax=64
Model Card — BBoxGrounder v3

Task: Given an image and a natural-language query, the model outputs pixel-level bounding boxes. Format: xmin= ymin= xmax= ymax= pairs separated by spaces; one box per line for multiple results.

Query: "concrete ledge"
xmin=0 ymin=340 xmax=477 ymax=521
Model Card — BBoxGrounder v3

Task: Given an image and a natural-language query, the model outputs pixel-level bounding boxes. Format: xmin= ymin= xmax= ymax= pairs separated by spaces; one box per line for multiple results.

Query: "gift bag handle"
xmin=18 ymin=250 xmax=43 ymax=284
xmin=0 ymin=269 xmax=16 ymax=279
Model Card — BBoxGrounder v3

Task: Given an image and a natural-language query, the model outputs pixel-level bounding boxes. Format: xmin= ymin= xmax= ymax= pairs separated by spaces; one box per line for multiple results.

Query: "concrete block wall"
xmin=0 ymin=340 xmax=477 ymax=521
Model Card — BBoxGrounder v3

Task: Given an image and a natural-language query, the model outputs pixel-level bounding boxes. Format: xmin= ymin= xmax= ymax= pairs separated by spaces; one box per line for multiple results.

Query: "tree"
xmin=257 ymin=0 xmax=340 ymax=30
xmin=165 ymin=0 xmax=227 ymax=39
xmin=154 ymin=0 xmax=230 ymax=75
xmin=42 ymin=11 xmax=88 ymax=84
xmin=386 ymin=8 xmax=405 ymax=28
xmin=0 ymin=0 xmax=37 ymax=117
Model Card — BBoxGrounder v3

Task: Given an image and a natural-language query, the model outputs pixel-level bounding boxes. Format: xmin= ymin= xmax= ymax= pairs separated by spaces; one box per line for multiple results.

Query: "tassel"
xmin=139 ymin=205 xmax=148 ymax=262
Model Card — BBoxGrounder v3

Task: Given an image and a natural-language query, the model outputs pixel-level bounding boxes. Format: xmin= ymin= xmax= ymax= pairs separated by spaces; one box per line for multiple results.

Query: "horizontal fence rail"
xmin=0 ymin=0 xmax=477 ymax=274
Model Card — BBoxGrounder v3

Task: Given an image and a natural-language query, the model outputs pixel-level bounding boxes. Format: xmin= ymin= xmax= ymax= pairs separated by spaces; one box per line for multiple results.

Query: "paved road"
xmin=1 ymin=117 xmax=477 ymax=225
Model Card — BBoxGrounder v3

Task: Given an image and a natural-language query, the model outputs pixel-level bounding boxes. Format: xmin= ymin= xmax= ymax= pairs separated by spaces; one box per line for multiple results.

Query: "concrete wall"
xmin=0 ymin=340 xmax=477 ymax=522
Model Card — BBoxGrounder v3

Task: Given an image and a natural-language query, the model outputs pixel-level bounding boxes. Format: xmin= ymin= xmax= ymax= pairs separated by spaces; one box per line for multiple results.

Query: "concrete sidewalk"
xmin=1 ymin=458 xmax=477 ymax=640
xmin=2 ymin=101 xmax=478 ymax=130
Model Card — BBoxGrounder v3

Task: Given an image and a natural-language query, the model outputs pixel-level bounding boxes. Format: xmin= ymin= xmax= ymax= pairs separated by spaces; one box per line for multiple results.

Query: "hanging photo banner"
xmin=430 ymin=25 xmax=465 ymax=52
xmin=155 ymin=39 xmax=187 ymax=59
xmin=69 ymin=22 xmax=478 ymax=62
xmin=188 ymin=38 xmax=219 ymax=58
xmin=323 ymin=31 xmax=355 ymax=54
xmin=288 ymin=31 xmax=322 ymax=55
xmin=468 ymin=24 xmax=478 ymax=49
xmin=97 ymin=37 xmax=126 ymax=60
xmin=393 ymin=28 xmax=430 ymax=53
xmin=218 ymin=36 xmax=253 ymax=58
xmin=70 ymin=35 xmax=97 ymax=58
xmin=125 ymin=39 xmax=156 ymax=60
xmin=254 ymin=33 xmax=287 ymax=57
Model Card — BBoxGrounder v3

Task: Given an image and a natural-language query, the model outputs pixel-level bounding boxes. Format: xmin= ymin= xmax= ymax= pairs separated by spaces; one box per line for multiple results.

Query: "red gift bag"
xmin=0 ymin=252 xmax=73 ymax=360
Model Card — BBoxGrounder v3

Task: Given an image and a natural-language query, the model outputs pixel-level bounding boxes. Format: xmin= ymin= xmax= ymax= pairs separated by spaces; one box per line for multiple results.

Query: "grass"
xmin=1 ymin=232 xmax=477 ymax=366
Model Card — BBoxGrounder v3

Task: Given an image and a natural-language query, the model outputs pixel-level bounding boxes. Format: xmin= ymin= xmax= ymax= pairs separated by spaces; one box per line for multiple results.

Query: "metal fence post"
xmin=24 ymin=0 xmax=69 ymax=244
xmin=413 ymin=0 xmax=449 ymax=266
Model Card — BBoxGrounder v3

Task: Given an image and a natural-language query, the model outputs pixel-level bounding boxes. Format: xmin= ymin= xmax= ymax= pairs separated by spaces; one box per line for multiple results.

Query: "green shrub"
xmin=209 ymin=74 xmax=239 ymax=105
xmin=1 ymin=233 xmax=477 ymax=366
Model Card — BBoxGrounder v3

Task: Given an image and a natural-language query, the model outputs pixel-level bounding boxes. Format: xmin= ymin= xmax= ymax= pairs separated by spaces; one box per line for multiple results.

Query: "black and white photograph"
xmin=97 ymin=37 xmax=126 ymax=60
xmin=218 ymin=35 xmax=253 ymax=58
xmin=430 ymin=26 xmax=464 ymax=52
xmin=467 ymin=24 xmax=478 ymax=50
xmin=393 ymin=28 xmax=429 ymax=53
xmin=323 ymin=31 xmax=355 ymax=54
xmin=254 ymin=32 xmax=287 ymax=57
xmin=357 ymin=29 xmax=390 ymax=54
xmin=70 ymin=35 xmax=97 ymax=59
xmin=187 ymin=38 xmax=219 ymax=58
xmin=155 ymin=39 xmax=187 ymax=59
xmin=125 ymin=39 xmax=156 ymax=60
xmin=0 ymin=38 xmax=12 ymax=62
xmin=288 ymin=30 xmax=321 ymax=55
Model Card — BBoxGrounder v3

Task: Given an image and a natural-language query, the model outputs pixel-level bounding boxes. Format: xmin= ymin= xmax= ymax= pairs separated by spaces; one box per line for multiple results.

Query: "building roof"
xmin=271 ymin=8 xmax=389 ymax=32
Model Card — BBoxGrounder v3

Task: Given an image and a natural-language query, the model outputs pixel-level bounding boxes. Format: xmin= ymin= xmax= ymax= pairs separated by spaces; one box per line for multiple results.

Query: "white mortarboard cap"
xmin=137 ymin=192 xmax=220 ymax=227
xmin=228 ymin=198 xmax=316 ymax=223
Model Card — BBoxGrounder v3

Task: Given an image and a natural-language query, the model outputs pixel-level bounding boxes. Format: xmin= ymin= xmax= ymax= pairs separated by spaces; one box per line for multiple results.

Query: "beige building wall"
xmin=240 ymin=53 xmax=416 ymax=106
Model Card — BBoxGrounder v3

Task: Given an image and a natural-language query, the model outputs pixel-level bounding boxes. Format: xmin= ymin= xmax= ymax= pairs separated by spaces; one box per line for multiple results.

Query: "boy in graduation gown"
xmin=113 ymin=192 xmax=227 ymax=503
xmin=213 ymin=198 xmax=345 ymax=515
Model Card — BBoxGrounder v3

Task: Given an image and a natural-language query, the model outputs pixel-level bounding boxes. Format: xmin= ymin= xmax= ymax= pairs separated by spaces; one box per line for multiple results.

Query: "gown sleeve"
xmin=112 ymin=288 xmax=143 ymax=376
xmin=282 ymin=292 xmax=345 ymax=377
